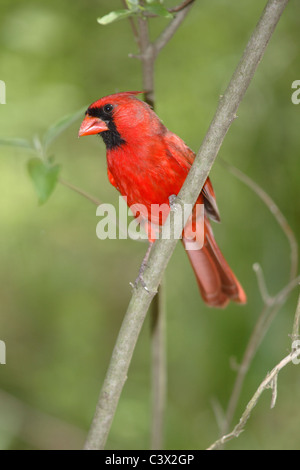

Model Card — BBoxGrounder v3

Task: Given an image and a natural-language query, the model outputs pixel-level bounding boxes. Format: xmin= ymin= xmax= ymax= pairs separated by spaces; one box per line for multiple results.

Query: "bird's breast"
xmin=106 ymin=141 xmax=187 ymax=221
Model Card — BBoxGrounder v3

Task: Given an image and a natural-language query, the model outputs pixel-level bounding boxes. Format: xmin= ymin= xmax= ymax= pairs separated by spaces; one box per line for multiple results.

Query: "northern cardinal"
xmin=79 ymin=91 xmax=246 ymax=307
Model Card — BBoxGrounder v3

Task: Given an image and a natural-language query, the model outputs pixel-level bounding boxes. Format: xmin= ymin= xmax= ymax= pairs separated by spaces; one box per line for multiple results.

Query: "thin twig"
xmin=253 ymin=262 xmax=273 ymax=306
xmin=121 ymin=0 xmax=140 ymax=45
xmin=220 ymin=159 xmax=298 ymax=281
xmin=291 ymin=293 xmax=300 ymax=343
xmin=137 ymin=15 xmax=155 ymax=108
xmin=216 ymin=158 xmax=299 ymax=440
xmin=59 ymin=178 xmax=129 ymax=239
xmin=153 ymin=2 xmax=194 ymax=56
xmin=142 ymin=0 xmax=195 ymax=17
xmin=150 ymin=282 xmax=167 ymax=450
xmin=221 ymin=275 xmax=300 ymax=438
xmin=169 ymin=0 xmax=196 ymax=14
xmin=270 ymin=374 xmax=278 ymax=409
xmin=207 ymin=348 xmax=300 ymax=450
xmin=84 ymin=0 xmax=290 ymax=450
xmin=59 ymin=178 xmax=102 ymax=206
xmin=210 ymin=288 xmax=300 ymax=449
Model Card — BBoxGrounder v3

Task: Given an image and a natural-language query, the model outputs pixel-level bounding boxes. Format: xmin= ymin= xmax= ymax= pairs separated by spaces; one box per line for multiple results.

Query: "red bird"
xmin=79 ymin=91 xmax=246 ymax=307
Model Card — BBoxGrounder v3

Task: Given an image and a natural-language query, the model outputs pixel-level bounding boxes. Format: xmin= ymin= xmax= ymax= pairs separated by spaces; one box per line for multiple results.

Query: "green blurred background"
xmin=0 ymin=0 xmax=299 ymax=450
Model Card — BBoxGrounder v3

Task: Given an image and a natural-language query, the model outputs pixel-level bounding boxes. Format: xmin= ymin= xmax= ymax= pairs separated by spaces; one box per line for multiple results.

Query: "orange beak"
xmin=78 ymin=115 xmax=109 ymax=137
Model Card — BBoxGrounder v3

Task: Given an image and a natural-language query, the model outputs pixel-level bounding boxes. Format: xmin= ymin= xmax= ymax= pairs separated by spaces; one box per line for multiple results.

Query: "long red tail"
xmin=182 ymin=218 xmax=246 ymax=308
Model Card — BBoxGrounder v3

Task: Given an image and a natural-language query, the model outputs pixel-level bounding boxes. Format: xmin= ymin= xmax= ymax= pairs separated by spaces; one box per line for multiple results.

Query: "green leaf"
xmin=43 ymin=106 xmax=87 ymax=149
xmin=97 ymin=10 xmax=134 ymax=25
xmin=0 ymin=138 xmax=35 ymax=152
xmin=145 ymin=0 xmax=164 ymax=4
xmin=27 ymin=158 xmax=61 ymax=204
xmin=144 ymin=3 xmax=173 ymax=18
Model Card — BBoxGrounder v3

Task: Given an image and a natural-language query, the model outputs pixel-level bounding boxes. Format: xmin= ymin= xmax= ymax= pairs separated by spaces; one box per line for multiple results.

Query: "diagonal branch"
xmin=153 ymin=2 xmax=194 ymax=56
xmin=59 ymin=178 xmax=130 ymax=239
xmin=169 ymin=0 xmax=196 ymax=14
xmin=84 ymin=0 xmax=290 ymax=450
xmin=59 ymin=178 xmax=102 ymax=206
xmin=121 ymin=0 xmax=140 ymax=45
xmin=220 ymin=275 xmax=300 ymax=441
xmin=220 ymin=159 xmax=298 ymax=281
xmin=207 ymin=348 xmax=300 ymax=450
xmin=213 ymin=158 xmax=299 ymax=442
xmin=209 ymin=289 xmax=300 ymax=450
xmin=292 ymin=293 xmax=300 ymax=343
xmin=141 ymin=0 xmax=195 ymax=17
xmin=150 ymin=281 xmax=167 ymax=450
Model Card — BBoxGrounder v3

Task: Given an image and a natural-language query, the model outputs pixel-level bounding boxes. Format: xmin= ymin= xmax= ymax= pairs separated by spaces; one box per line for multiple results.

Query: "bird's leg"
xmin=130 ymin=241 xmax=155 ymax=293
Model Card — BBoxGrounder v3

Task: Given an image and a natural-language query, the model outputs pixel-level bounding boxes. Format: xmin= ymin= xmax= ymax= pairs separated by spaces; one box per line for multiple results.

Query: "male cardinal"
xmin=79 ymin=91 xmax=246 ymax=307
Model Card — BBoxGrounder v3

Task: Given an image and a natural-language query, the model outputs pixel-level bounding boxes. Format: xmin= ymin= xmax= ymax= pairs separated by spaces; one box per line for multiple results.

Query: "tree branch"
xmin=220 ymin=159 xmax=298 ymax=281
xmin=153 ymin=2 xmax=194 ymax=56
xmin=137 ymin=15 xmax=155 ymax=108
xmin=214 ymin=158 xmax=299 ymax=442
xmin=209 ymin=287 xmax=300 ymax=450
xmin=83 ymin=0 xmax=290 ymax=450
xmin=121 ymin=0 xmax=140 ymax=45
xmin=141 ymin=0 xmax=195 ymax=17
xmin=207 ymin=348 xmax=300 ymax=450
xmin=59 ymin=178 xmax=102 ymax=206
xmin=169 ymin=0 xmax=196 ymax=14
xmin=59 ymin=178 xmax=129 ymax=239
xmin=150 ymin=281 xmax=167 ymax=450
xmin=292 ymin=293 xmax=300 ymax=343
xmin=253 ymin=262 xmax=273 ymax=306
xmin=220 ymin=275 xmax=300 ymax=441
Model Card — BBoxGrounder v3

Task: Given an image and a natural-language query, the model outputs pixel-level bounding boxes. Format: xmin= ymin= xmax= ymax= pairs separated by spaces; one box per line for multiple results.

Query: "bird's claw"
xmin=129 ymin=241 xmax=157 ymax=294
xmin=130 ymin=275 xmax=153 ymax=294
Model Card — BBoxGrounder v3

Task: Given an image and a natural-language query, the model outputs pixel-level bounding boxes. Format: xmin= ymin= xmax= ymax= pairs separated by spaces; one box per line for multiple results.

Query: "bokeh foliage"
xmin=0 ymin=0 xmax=299 ymax=449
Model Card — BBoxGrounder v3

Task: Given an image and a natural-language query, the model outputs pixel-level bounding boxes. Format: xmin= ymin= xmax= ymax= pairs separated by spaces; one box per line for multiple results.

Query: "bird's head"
xmin=78 ymin=91 xmax=156 ymax=150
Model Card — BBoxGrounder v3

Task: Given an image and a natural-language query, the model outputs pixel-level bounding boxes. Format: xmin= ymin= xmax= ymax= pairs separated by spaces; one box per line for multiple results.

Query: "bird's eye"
xmin=103 ymin=104 xmax=113 ymax=114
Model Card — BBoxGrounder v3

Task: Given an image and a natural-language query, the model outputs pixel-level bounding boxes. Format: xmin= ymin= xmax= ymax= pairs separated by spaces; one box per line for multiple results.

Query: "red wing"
xmin=108 ymin=168 xmax=117 ymax=188
xmin=163 ymin=131 xmax=220 ymax=222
